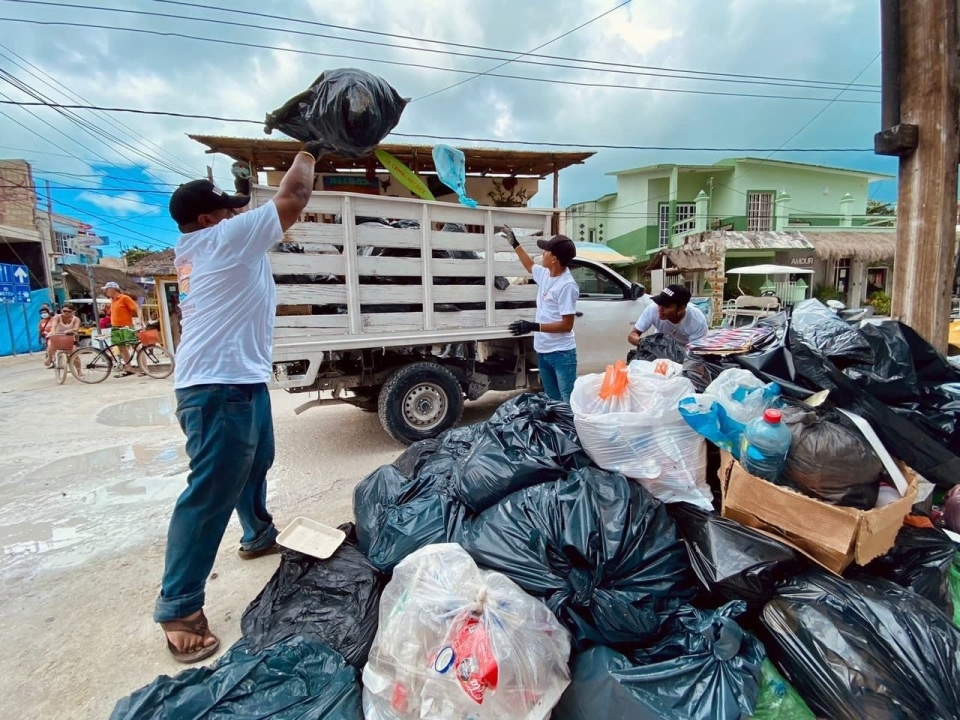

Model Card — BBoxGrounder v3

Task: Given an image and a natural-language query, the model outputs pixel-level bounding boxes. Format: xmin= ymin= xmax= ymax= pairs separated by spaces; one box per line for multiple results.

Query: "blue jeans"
xmin=538 ymin=348 xmax=578 ymax=403
xmin=154 ymin=383 xmax=278 ymax=622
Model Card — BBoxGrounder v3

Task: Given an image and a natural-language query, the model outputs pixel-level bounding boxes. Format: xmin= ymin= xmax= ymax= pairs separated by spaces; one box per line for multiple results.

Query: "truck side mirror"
xmin=630 ymin=282 xmax=646 ymax=300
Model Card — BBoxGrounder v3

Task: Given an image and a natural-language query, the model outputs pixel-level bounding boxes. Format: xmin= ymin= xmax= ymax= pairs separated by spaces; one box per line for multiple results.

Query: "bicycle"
xmin=69 ymin=322 xmax=175 ymax=383
xmin=48 ymin=334 xmax=78 ymax=385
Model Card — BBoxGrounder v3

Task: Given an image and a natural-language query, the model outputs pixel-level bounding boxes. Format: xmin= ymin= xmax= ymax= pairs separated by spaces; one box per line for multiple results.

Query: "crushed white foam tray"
xmin=276 ymin=517 xmax=346 ymax=560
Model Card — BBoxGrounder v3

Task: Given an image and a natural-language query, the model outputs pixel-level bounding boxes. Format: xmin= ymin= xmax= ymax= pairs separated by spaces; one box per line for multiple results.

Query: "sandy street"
xmin=0 ymin=352 xmax=509 ymax=719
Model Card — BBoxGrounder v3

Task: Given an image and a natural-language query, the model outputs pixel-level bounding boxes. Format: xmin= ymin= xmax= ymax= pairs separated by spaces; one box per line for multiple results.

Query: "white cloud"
xmin=76 ymin=191 xmax=160 ymax=216
xmin=2 ymin=0 xmax=891 ymax=214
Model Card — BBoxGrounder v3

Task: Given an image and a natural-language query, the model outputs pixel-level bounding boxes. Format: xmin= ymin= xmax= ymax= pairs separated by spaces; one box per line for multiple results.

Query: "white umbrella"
xmin=727 ymin=264 xmax=814 ymax=275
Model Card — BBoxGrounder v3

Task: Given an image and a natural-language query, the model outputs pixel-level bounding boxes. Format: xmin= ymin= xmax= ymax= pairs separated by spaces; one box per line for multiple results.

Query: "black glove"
xmin=509 ymin=320 xmax=540 ymax=336
xmin=301 ymin=141 xmax=326 ymax=161
xmin=501 ymin=224 xmax=520 ymax=249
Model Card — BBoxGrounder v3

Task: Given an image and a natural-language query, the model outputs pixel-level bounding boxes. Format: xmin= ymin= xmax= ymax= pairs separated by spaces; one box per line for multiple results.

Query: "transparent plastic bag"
xmin=706 ymin=369 xmax=780 ymax=425
xmin=679 ymin=369 xmax=781 ymax=458
xmin=571 ymin=363 xmax=711 ymax=510
xmin=362 ymin=543 xmax=571 ymax=720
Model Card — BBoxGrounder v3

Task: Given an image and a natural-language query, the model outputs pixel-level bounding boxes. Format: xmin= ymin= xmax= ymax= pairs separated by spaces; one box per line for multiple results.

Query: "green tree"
xmin=122 ymin=246 xmax=152 ymax=265
xmin=866 ymin=200 xmax=896 ymax=227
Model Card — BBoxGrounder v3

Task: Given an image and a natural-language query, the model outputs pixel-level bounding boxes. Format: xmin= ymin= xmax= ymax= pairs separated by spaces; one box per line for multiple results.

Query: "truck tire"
xmin=378 ymin=362 xmax=464 ymax=444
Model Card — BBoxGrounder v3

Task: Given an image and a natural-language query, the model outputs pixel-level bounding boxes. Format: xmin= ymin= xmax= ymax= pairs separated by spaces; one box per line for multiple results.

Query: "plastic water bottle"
xmin=740 ymin=409 xmax=792 ymax=481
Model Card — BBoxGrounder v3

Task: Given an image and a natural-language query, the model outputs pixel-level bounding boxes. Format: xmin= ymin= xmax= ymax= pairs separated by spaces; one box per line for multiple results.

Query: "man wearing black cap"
xmin=628 ymin=283 xmax=708 ymax=347
xmin=502 ymin=227 xmax=580 ymax=402
xmin=154 ymin=141 xmax=322 ymax=664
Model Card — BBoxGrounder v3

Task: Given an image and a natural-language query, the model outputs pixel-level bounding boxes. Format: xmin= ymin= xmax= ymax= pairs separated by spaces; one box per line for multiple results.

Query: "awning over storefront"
xmin=803 ymin=231 xmax=896 ymax=263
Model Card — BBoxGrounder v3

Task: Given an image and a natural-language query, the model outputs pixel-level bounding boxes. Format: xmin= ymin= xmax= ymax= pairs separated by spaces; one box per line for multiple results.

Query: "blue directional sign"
xmin=10 ymin=264 xmax=29 ymax=304
xmin=0 ymin=264 xmax=30 ymax=303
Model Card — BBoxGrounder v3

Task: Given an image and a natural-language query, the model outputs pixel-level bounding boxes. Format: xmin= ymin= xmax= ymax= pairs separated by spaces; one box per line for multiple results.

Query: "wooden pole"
xmin=888 ymin=0 xmax=959 ymax=353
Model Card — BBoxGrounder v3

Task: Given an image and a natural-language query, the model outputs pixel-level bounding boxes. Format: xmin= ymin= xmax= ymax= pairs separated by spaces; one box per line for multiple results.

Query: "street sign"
xmin=0 ymin=264 xmax=30 ymax=304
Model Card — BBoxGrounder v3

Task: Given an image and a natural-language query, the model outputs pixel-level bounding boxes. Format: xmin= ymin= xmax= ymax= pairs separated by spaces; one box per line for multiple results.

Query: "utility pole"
xmin=875 ymin=0 xmax=959 ymax=353
xmin=43 ymin=180 xmax=57 ymax=306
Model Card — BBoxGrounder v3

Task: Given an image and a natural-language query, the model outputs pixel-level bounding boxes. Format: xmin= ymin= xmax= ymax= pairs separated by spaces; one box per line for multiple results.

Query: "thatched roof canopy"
xmin=804 ymin=231 xmax=896 ymax=263
xmin=60 ymin=264 xmax=144 ymax=297
xmin=127 ymin=249 xmax=176 ymax=277
xmin=645 ymin=248 xmax=716 ymax=273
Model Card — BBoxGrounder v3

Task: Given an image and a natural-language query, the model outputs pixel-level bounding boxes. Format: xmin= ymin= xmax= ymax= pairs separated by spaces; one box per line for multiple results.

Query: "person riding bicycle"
xmin=44 ymin=304 xmax=80 ymax=367
xmin=101 ymin=281 xmax=143 ymax=377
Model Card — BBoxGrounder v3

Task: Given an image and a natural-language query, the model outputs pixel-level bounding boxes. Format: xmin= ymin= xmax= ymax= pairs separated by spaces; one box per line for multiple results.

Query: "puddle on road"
xmin=1 ymin=442 xmax=189 ymax=573
xmin=96 ymin=395 xmax=177 ymax=427
xmin=23 ymin=443 xmax=188 ymax=481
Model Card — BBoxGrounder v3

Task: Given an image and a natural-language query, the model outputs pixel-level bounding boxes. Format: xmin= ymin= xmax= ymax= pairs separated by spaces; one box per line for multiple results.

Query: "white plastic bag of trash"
xmin=570 ymin=360 xmax=712 ymax=510
xmin=362 ymin=543 xmax=571 ymax=720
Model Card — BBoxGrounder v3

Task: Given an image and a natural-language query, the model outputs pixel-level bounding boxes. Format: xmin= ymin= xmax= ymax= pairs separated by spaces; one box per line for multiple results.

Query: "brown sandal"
xmin=160 ymin=611 xmax=220 ymax=664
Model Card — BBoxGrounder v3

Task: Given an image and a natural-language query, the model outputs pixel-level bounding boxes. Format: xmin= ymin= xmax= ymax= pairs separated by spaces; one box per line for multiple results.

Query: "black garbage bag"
xmin=264 ymin=68 xmax=407 ymax=156
xmin=354 ymin=429 xmax=471 ymax=572
xmin=241 ymin=528 xmax=385 ymax=667
xmin=778 ymin=405 xmax=881 ymax=509
xmin=632 ymin=334 xmax=728 ymax=392
xmin=553 ymin=602 xmax=765 ymax=720
xmin=353 ymin=462 xmax=464 ymax=572
xmin=457 ymin=466 xmax=697 ymax=649
xmin=109 ymin=637 xmax=363 ymax=720
xmin=852 ymin=525 xmax=957 ymax=618
xmin=845 ymin=322 xmax=920 ymax=400
xmin=668 ymin=503 xmax=806 ymax=608
xmin=762 ymin=572 xmax=960 ymax=720
xmin=788 ymin=299 xmax=874 ymax=367
xmin=789 ymin=335 xmax=960 ymax=489
xmin=454 ymin=392 xmax=591 ymax=513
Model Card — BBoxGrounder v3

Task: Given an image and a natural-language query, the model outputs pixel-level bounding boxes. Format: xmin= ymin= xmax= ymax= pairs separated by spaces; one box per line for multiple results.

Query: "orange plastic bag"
xmin=598 ymin=360 xmax=629 ymax=400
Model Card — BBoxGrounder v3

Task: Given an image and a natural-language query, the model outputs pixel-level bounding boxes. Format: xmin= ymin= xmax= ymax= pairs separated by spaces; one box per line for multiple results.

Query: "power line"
xmin=416 ymin=0 xmax=633 ymax=101
xmin=774 ymin=53 xmax=882 ymax=154
xmin=0 ymin=81 xmax=187 ymax=201
xmin=33 ymin=169 xmax=176 ymax=186
xmin=146 ymin=0 xmax=879 ymax=92
xmin=0 ymin=99 xmax=877 ymax=152
xmin=37 ymin=190 xmax=175 ymax=248
xmin=0 ymin=15 xmax=880 ymax=105
xmin=3 ymin=0 xmax=880 ymax=95
xmin=0 ymin=180 xmax=171 ymax=193
xmin=0 ymin=65 xmax=192 ymax=179
xmin=0 ymin=42 xmax=200 ymax=178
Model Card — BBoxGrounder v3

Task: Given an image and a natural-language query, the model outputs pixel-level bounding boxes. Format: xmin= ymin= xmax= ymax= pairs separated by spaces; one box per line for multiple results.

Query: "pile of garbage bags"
xmin=354 ymin=393 xmax=590 ymax=571
xmin=112 ymin=300 xmax=960 ymax=720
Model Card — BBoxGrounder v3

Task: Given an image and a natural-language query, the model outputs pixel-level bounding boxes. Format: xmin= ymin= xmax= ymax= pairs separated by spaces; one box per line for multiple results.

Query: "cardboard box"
xmin=718 ymin=452 xmax=918 ymax=574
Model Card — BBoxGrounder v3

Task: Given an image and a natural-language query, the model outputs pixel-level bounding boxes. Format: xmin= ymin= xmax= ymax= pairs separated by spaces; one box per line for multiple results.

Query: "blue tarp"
xmin=0 ymin=289 xmax=52 ymax=356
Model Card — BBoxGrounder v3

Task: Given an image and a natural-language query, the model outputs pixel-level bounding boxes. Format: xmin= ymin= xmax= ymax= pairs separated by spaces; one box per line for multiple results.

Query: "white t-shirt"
xmin=634 ymin=303 xmax=709 ymax=345
xmin=532 ymin=264 xmax=579 ymax=353
xmin=173 ymin=202 xmax=283 ymax=389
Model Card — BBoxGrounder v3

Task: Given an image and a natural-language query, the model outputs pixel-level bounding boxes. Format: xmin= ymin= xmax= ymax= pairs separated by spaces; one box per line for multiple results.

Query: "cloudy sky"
xmin=0 ymin=0 xmax=893 ymax=254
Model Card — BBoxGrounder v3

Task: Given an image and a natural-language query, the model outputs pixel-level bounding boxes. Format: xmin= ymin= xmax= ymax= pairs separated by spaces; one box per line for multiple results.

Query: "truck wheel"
xmin=378 ymin=362 xmax=464 ymax=444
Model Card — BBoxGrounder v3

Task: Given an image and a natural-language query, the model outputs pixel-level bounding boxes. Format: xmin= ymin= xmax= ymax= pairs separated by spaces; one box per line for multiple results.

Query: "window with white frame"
xmin=658 ymin=203 xmax=696 ymax=247
xmin=747 ymin=192 xmax=775 ymax=231
xmin=54 ymin=231 xmax=73 ymax=255
xmin=658 ymin=204 xmax=671 ymax=247
xmin=675 ymin=203 xmax=696 ymax=234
